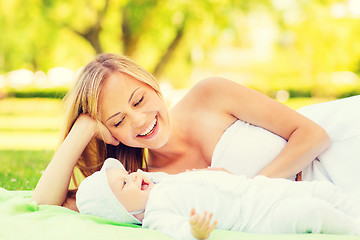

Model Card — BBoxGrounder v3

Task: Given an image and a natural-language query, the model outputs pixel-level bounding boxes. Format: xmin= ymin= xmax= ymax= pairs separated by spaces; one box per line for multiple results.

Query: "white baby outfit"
xmin=142 ymin=171 xmax=360 ymax=240
xmin=210 ymin=95 xmax=360 ymax=202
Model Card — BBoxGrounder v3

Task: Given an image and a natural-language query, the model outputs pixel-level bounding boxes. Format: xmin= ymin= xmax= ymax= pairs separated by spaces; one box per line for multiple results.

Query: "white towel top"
xmin=211 ymin=96 xmax=360 ymax=202
xmin=211 ymin=119 xmax=289 ymax=178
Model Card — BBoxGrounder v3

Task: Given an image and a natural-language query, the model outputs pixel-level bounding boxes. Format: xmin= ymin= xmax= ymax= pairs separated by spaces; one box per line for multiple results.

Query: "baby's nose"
xmin=128 ymin=172 xmax=138 ymax=182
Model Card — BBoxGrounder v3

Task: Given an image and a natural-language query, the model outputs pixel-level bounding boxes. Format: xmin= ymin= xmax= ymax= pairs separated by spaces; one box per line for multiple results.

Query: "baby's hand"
xmin=189 ymin=208 xmax=217 ymax=240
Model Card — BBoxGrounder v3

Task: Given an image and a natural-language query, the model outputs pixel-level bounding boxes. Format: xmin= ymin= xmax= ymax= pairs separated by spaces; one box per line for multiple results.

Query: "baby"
xmin=76 ymin=158 xmax=360 ymax=240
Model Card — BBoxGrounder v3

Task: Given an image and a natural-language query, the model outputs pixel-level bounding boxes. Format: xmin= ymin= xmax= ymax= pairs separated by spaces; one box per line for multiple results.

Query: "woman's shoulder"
xmin=190 ymin=77 xmax=234 ymax=95
xmin=171 ymin=77 xmax=226 ymax=115
xmin=171 ymin=76 xmax=250 ymax=120
xmin=178 ymin=77 xmax=237 ymax=106
xmin=171 ymin=77 xmax=238 ymax=144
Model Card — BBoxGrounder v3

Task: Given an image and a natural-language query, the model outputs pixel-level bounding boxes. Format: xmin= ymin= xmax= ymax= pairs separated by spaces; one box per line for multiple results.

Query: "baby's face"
xmin=106 ymin=169 xmax=154 ymax=214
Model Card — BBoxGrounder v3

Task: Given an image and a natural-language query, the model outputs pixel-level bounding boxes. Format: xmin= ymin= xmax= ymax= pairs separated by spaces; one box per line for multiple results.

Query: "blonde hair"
xmin=61 ymin=53 xmax=162 ymax=187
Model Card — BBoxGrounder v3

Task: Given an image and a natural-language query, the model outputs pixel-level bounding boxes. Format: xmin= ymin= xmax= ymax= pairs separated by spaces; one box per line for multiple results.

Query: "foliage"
xmin=266 ymin=86 xmax=360 ymax=99
xmin=6 ymin=87 xmax=68 ymax=99
xmin=1 ymin=0 xmax=360 ymax=92
xmin=0 ymin=97 xmax=63 ymax=117
xmin=3 ymin=85 xmax=360 ymax=99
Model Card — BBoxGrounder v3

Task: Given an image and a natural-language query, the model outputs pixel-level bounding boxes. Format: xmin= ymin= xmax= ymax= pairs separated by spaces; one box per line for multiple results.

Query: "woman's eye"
xmin=122 ymin=180 xmax=127 ymax=188
xmin=114 ymin=118 xmax=124 ymax=127
xmin=134 ymin=96 xmax=144 ymax=107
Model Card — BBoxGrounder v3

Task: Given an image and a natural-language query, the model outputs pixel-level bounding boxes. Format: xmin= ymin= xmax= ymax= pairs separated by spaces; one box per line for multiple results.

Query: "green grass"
xmin=0 ymin=149 xmax=54 ymax=190
xmin=0 ymin=98 xmax=63 ymax=190
xmin=0 ymin=96 xmax=333 ymax=190
xmin=0 ymin=98 xmax=63 ymax=150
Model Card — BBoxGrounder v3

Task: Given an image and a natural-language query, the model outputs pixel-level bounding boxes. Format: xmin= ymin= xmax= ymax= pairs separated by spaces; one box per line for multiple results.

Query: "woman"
xmin=31 ymin=53 xmax=359 ymax=210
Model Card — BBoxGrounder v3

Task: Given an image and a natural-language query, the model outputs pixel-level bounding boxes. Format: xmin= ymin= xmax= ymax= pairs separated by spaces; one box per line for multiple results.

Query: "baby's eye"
xmin=134 ymin=96 xmax=144 ymax=107
xmin=122 ymin=180 xmax=127 ymax=188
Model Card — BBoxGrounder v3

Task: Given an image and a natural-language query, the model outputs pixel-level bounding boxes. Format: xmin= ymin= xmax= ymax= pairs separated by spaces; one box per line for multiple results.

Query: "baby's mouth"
xmin=141 ymin=179 xmax=149 ymax=190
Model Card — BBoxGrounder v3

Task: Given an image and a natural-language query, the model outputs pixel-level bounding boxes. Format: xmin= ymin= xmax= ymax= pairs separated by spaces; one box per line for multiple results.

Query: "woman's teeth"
xmin=139 ymin=117 xmax=157 ymax=136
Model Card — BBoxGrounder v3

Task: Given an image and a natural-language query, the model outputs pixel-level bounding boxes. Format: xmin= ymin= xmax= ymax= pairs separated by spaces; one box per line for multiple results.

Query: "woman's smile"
xmin=137 ymin=115 xmax=158 ymax=138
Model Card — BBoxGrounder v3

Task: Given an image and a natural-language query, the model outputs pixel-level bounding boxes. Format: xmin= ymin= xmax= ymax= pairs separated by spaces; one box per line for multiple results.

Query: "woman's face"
xmin=99 ymin=72 xmax=171 ymax=149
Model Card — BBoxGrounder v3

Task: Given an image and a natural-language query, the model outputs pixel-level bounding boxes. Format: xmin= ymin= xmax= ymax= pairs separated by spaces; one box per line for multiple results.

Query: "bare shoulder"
xmin=171 ymin=76 xmax=240 ymax=133
xmin=190 ymin=77 xmax=239 ymax=97
xmin=183 ymin=77 xmax=244 ymax=110
xmin=170 ymin=78 xmax=240 ymax=162
xmin=187 ymin=77 xmax=268 ymax=116
xmin=183 ymin=76 xmax=308 ymax=140
xmin=172 ymin=77 xmax=226 ymax=117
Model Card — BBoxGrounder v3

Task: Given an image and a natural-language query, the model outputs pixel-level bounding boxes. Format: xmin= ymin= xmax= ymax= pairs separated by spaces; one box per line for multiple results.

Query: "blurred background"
xmin=1 ymin=0 xmax=360 ymax=190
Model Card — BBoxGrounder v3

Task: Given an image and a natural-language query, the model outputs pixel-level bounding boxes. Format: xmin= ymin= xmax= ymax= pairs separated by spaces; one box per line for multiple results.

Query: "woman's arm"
xmin=195 ymin=77 xmax=331 ymax=179
xmin=31 ymin=115 xmax=119 ymax=206
xmin=31 ymin=115 xmax=96 ymax=205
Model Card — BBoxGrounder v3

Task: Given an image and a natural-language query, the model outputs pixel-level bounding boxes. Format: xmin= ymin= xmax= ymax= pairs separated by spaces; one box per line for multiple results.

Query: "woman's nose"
xmin=129 ymin=111 xmax=147 ymax=128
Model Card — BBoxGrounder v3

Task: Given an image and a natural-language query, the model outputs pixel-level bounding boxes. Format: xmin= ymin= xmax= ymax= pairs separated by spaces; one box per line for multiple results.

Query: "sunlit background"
xmin=1 ymin=0 xmax=360 ymax=189
xmin=1 ymin=0 xmax=360 ymax=97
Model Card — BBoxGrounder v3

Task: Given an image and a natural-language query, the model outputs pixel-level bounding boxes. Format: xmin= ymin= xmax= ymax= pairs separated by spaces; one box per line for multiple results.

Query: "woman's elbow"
xmin=30 ymin=190 xmax=66 ymax=207
xmin=316 ymin=125 xmax=331 ymax=152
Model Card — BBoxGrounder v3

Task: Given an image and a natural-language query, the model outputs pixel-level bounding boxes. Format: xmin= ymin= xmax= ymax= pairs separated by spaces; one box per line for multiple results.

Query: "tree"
xmin=3 ymin=0 xmax=358 ymax=94
xmin=39 ymin=0 xmax=274 ymax=82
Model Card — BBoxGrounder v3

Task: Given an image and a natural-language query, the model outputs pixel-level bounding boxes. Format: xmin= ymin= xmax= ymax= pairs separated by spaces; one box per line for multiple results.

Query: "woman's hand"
xmin=77 ymin=114 xmax=119 ymax=146
xmin=32 ymin=114 xmax=117 ymax=206
xmin=189 ymin=208 xmax=217 ymax=240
